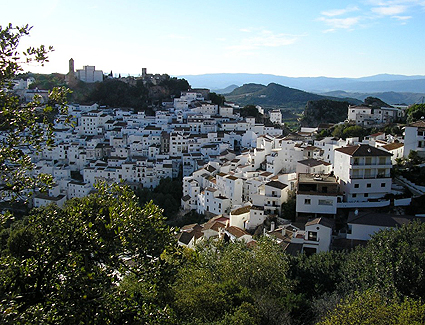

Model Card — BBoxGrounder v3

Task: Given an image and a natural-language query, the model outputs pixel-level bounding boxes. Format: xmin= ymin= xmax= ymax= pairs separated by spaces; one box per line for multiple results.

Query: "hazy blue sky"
xmin=2 ymin=0 xmax=425 ymax=78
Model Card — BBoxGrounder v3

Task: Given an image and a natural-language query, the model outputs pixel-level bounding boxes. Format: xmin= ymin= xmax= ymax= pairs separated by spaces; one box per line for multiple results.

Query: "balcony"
xmin=352 ymin=160 xmax=392 ymax=167
xmin=350 ymin=173 xmax=390 ymax=179
xmin=337 ymin=200 xmax=390 ymax=208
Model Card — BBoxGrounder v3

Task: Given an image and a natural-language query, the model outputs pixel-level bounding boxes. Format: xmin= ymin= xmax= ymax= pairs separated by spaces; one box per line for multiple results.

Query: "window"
xmin=367 ymin=183 xmax=371 ymax=188
xmin=364 ymin=193 xmax=369 ymax=198
xmin=318 ymin=199 xmax=333 ymax=206
xmin=304 ymin=199 xmax=311 ymax=205
xmin=308 ymin=231 xmax=318 ymax=241
xmin=354 ymin=184 xmax=359 ymax=188
xmin=381 ymin=183 xmax=386 ymax=187
xmin=352 ymin=194 xmax=357 ymax=198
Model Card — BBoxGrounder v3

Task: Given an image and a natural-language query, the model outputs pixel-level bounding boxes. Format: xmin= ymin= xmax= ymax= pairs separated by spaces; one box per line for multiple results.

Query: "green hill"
xmin=300 ymin=99 xmax=352 ymax=127
xmin=225 ymin=82 xmax=360 ymax=109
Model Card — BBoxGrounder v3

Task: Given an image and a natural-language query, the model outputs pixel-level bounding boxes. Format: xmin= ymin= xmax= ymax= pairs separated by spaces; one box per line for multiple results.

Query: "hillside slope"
xmin=300 ymin=100 xmax=351 ymax=127
xmin=225 ymin=83 xmax=360 ymax=109
xmin=322 ymin=90 xmax=425 ymax=105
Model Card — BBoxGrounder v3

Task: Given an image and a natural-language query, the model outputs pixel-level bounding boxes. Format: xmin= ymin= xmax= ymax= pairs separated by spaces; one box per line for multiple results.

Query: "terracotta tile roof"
xmin=305 ymin=217 xmax=334 ymax=228
xmin=226 ymin=226 xmax=250 ymax=238
xmin=203 ymin=221 xmax=226 ymax=231
xmin=298 ymin=158 xmax=331 ymax=167
xmin=335 ymin=144 xmax=392 ymax=157
xmin=409 ymin=120 xmax=425 ymax=128
xmin=260 ymin=171 xmax=273 ymax=177
xmin=347 ymin=211 xmax=422 ymax=227
xmin=231 ymin=205 xmax=251 ymax=215
xmin=265 ymin=180 xmax=287 ymax=190
xmin=382 ymin=142 xmax=404 ymax=151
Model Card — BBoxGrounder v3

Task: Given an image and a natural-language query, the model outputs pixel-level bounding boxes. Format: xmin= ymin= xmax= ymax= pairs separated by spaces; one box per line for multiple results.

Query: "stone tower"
xmin=66 ymin=58 xmax=77 ymax=85
xmin=69 ymin=58 xmax=75 ymax=74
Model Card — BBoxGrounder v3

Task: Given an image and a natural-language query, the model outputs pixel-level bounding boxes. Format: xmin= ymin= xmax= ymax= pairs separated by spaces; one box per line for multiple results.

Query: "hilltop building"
xmin=66 ymin=58 xmax=103 ymax=84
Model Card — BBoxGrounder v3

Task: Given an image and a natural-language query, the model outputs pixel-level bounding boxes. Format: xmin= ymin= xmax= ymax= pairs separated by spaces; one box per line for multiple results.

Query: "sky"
xmin=1 ymin=0 xmax=425 ymax=78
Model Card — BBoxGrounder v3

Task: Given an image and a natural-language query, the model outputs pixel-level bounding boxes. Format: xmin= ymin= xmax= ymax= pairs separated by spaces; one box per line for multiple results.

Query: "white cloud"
xmin=392 ymin=15 xmax=412 ymax=19
xmin=318 ymin=0 xmax=425 ymax=30
xmin=371 ymin=4 xmax=407 ymax=15
xmin=227 ymin=30 xmax=299 ymax=53
xmin=318 ymin=16 xmax=361 ymax=30
xmin=321 ymin=6 xmax=359 ymax=17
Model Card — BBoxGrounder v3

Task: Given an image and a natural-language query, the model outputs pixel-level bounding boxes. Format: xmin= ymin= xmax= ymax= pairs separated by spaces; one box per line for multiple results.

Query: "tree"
xmin=281 ymin=190 xmax=296 ymax=220
xmin=332 ymin=123 xmax=367 ymax=140
xmin=317 ymin=290 xmax=425 ymax=325
xmin=364 ymin=96 xmax=391 ymax=108
xmin=406 ymin=104 xmax=425 ymax=124
xmin=289 ymin=251 xmax=346 ymax=299
xmin=0 ymin=183 xmax=177 ymax=324
xmin=239 ymin=105 xmax=264 ymax=123
xmin=172 ymin=238 xmax=301 ymax=325
xmin=408 ymin=150 xmax=423 ymax=165
xmin=209 ymin=92 xmax=226 ymax=106
xmin=300 ymin=100 xmax=350 ymax=128
xmin=339 ymin=221 xmax=425 ymax=300
xmin=0 ymin=24 xmax=69 ymax=202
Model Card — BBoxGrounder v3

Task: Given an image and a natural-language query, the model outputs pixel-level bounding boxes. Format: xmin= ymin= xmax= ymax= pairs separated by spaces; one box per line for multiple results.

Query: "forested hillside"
xmin=300 ymin=99 xmax=351 ymax=127
xmin=225 ymin=83 xmax=360 ymax=110
xmin=23 ymin=72 xmax=190 ymax=111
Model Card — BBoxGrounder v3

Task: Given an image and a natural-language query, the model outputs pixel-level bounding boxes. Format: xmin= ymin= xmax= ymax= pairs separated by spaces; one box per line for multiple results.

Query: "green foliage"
xmin=172 ymin=238 xmax=300 ymax=325
xmin=0 ymin=24 xmax=70 ymax=202
xmin=408 ymin=150 xmax=424 ymax=165
xmin=240 ymin=105 xmax=262 ymax=119
xmin=381 ymin=123 xmax=403 ymax=136
xmin=0 ymin=183 xmax=177 ymax=324
xmin=226 ymin=83 xmax=351 ymax=110
xmin=86 ymin=79 xmax=149 ymax=110
xmin=281 ymin=190 xmax=296 ymax=220
xmin=158 ymin=76 xmax=190 ymax=98
xmin=26 ymin=73 xmax=67 ymax=89
xmin=331 ymin=123 xmax=367 ymax=139
xmin=172 ymin=210 xmax=205 ymax=228
xmin=364 ymin=96 xmax=392 ymax=108
xmin=135 ymin=177 xmax=183 ymax=220
xmin=406 ymin=104 xmax=425 ymax=124
xmin=300 ymin=100 xmax=351 ymax=127
xmin=317 ymin=290 xmax=425 ymax=325
xmin=209 ymin=92 xmax=226 ymax=106
xmin=339 ymin=221 xmax=425 ymax=300
xmin=289 ymin=251 xmax=346 ymax=299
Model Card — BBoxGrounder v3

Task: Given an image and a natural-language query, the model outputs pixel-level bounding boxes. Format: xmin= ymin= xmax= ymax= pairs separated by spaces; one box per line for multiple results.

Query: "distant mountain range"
xmin=178 ymin=73 xmax=425 ymax=105
xmin=320 ymin=91 xmax=425 ymax=106
xmin=224 ymin=83 xmax=361 ymax=109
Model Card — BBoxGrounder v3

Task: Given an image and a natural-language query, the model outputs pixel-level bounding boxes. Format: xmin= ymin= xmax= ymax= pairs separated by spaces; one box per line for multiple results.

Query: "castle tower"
xmin=69 ymin=58 xmax=75 ymax=74
xmin=66 ymin=58 xmax=77 ymax=85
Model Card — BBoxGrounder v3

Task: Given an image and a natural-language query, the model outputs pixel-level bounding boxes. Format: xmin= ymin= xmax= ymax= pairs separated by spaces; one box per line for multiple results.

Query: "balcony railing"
xmin=350 ymin=175 xmax=390 ymax=179
xmin=352 ymin=161 xmax=391 ymax=166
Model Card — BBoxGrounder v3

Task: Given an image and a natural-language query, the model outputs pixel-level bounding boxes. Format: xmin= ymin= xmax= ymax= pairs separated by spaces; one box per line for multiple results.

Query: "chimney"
xmin=270 ymin=221 xmax=275 ymax=232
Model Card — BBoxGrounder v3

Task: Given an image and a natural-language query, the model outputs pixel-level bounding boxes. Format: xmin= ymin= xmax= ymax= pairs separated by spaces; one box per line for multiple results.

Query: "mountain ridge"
xmin=178 ymin=73 xmax=425 ymax=94
xmin=225 ymin=82 xmax=361 ymax=109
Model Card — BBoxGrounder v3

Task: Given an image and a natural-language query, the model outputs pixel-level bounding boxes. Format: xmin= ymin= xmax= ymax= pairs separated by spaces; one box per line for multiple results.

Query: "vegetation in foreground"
xmin=2 ymin=23 xmax=425 ymax=324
